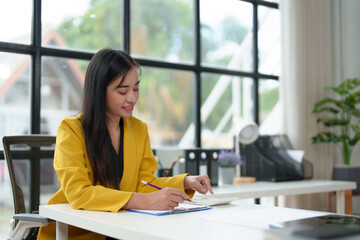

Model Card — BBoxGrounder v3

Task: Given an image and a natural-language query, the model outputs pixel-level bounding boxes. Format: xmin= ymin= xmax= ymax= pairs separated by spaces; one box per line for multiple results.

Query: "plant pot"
xmin=219 ymin=166 xmax=236 ymax=185
xmin=332 ymin=165 xmax=360 ymax=194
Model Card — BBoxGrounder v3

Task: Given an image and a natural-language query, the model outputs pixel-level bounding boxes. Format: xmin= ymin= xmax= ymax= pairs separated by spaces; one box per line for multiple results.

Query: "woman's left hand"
xmin=184 ymin=175 xmax=214 ymax=194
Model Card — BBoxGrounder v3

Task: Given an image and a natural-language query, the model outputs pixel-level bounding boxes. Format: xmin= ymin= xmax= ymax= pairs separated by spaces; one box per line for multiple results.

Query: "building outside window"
xmin=0 ymin=0 xmax=280 ymax=236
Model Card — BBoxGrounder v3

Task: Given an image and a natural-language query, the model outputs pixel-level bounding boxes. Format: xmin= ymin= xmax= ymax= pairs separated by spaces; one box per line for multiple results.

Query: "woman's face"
xmin=106 ymin=67 xmax=140 ymax=120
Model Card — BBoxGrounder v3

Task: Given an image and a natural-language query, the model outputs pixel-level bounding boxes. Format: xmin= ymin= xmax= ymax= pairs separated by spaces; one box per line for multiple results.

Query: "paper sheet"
xmin=191 ymin=196 xmax=237 ymax=206
xmin=200 ymin=207 xmax=328 ymax=230
xmin=286 ymin=150 xmax=305 ymax=163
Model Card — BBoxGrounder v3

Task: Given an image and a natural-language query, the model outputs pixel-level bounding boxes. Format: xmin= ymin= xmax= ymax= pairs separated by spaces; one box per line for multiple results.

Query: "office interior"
xmin=0 ymin=0 xmax=360 ymax=238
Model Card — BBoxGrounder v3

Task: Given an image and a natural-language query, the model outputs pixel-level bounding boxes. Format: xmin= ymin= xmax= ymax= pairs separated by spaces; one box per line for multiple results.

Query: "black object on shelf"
xmin=240 ymin=134 xmax=313 ymax=182
xmin=185 ymin=149 xmax=199 ymax=176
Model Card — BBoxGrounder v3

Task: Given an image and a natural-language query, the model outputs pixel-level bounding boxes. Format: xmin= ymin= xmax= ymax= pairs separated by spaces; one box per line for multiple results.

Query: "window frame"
xmin=0 ymin=0 xmax=279 ymax=159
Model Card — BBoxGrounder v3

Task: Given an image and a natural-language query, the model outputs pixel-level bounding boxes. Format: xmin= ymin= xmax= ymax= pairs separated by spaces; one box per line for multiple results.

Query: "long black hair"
xmin=81 ymin=48 xmax=140 ymax=189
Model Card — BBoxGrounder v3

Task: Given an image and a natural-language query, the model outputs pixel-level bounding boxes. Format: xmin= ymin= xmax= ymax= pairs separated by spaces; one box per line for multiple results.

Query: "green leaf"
xmin=312 ymin=132 xmax=341 ymax=144
xmin=351 ymin=91 xmax=360 ymax=99
xmin=349 ymin=132 xmax=360 ymax=146
xmin=313 ymin=106 xmax=338 ymax=114
xmin=351 ymin=124 xmax=360 ymax=133
xmin=313 ymin=98 xmax=339 ymax=112
xmin=327 ymin=86 xmax=349 ymax=96
xmin=346 ymin=92 xmax=360 ymax=108
xmin=338 ymin=78 xmax=360 ymax=91
xmin=344 ymin=95 xmax=359 ymax=107
xmin=334 ymin=101 xmax=358 ymax=116
xmin=316 ymin=118 xmax=349 ymax=127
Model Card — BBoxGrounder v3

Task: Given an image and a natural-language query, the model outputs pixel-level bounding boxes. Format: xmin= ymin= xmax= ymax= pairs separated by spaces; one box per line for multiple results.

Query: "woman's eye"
xmin=119 ymin=91 xmax=127 ymax=95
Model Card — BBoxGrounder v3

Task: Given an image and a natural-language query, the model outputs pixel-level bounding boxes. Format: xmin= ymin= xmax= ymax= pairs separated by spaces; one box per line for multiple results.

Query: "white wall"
xmin=340 ymin=0 xmax=360 ymax=80
xmin=339 ymin=0 xmax=360 ymax=214
xmin=336 ymin=0 xmax=360 ymax=167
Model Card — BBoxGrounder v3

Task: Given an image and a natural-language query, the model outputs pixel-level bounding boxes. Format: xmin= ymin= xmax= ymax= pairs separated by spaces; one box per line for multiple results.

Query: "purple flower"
xmin=218 ymin=150 xmax=242 ymax=167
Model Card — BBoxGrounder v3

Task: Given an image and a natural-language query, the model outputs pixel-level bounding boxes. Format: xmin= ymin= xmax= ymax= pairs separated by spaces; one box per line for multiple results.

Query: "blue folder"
xmin=127 ymin=205 xmax=212 ymax=216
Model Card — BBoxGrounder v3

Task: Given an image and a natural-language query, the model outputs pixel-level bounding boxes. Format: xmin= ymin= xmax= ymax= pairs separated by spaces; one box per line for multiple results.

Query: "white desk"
xmin=40 ymin=203 xmax=265 ymax=240
xmin=39 ymin=180 xmax=357 ymax=240
xmin=40 ymin=202 xmax=334 ymax=240
xmin=207 ymin=180 xmax=356 ymax=214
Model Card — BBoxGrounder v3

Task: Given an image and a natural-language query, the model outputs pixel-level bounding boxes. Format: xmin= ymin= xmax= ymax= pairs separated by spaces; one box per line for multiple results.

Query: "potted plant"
xmin=312 ymin=78 xmax=360 ymax=193
xmin=218 ymin=150 xmax=242 ymax=185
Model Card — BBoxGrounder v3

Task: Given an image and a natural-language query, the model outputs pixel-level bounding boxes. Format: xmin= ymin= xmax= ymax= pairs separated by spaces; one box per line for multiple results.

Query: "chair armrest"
xmin=8 ymin=214 xmax=53 ymax=240
xmin=13 ymin=213 xmax=53 ymax=223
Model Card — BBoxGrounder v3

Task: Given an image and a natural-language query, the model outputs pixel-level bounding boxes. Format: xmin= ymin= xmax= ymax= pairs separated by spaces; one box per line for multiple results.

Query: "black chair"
xmin=3 ymin=135 xmax=57 ymax=240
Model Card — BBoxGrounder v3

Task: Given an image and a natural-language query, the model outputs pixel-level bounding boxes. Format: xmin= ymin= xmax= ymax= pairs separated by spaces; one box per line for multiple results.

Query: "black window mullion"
xmin=0 ymin=42 xmax=34 ymax=55
xmin=31 ymin=0 xmax=42 ymax=134
xmin=252 ymin=1 xmax=260 ymax=124
xmin=194 ymin=0 xmax=201 ymax=147
xmin=41 ymin=48 xmax=94 ymax=60
xmin=123 ymin=0 xmax=130 ymax=52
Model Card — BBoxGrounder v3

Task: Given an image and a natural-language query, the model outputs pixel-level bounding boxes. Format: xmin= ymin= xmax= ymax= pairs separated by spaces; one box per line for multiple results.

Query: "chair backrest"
xmin=2 ymin=135 xmax=57 ymax=214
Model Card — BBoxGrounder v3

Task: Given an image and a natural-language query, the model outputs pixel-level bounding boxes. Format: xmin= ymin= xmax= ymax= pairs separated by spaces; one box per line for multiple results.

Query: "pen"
xmin=156 ymin=156 xmax=163 ymax=170
xmin=164 ymin=156 xmax=179 ymax=177
xmin=141 ymin=180 xmax=193 ymax=203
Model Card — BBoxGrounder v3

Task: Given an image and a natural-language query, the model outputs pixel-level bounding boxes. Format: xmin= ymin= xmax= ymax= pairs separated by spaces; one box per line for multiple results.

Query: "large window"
xmin=0 ymin=0 xmax=280 ymax=148
xmin=0 ymin=0 xmax=280 ymax=235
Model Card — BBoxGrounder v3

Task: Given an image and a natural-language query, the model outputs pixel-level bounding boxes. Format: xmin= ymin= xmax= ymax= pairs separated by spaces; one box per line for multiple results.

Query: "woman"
xmin=38 ymin=49 xmax=213 ymax=240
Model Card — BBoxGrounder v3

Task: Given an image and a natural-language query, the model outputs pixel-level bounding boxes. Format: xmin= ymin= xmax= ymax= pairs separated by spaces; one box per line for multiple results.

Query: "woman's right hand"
xmin=146 ymin=187 xmax=190 ymax=210
xmin=123 ymin=188 xmax=189 ymax=210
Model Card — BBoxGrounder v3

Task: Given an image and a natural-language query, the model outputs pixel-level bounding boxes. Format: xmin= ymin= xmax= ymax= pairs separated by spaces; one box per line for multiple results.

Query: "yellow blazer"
xmin=38 ymin=114 xmax=193 ymax=240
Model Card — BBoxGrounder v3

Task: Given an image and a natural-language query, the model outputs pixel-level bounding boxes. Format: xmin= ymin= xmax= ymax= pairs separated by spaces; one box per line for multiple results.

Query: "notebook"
xmin=127 ymin=203 xmax=212 ymax=216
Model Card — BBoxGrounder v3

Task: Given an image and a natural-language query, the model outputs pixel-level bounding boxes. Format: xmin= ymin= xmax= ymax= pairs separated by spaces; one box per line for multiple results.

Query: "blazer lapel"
xmin=121 ymin=118 xmax=138 ymax=191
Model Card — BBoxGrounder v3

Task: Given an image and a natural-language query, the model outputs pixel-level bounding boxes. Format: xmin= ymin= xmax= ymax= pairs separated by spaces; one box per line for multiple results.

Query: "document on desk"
xmin=127 ymin=203 xmax=212 ymax=216
xmin=200 ymin=206 xmax=328 ymax=230
xmin=191 ymin=195 xmax=237 ymax=206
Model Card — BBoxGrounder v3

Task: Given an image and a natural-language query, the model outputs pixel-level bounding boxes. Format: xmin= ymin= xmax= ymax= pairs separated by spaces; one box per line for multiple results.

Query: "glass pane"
xmin=0 ymin=53 xmax=31 ymax=148
xmin=258 ymin=79 xmax=280 ymax=134
xmin=0 ymin=0 xmax=32 ymax=44
xmin=42 ymin=0 xmax=123 ymax=51
xmin=41 ymin=57 xmax=88 ymax=134
xmin=131 ymin=0 xmax=194 ymax=64
xmin=201 ymin=73 xmax=254 ymax=148
xmin=4 ymin=141 xmax=57 ymax=212
xmin=258 ymin=6 xmax=281 ymax=75
xmin=135 ymin=67 xmax=194 ymax=147
xmin=200 ymin=0 xmax=253 ymax=71
xmin=0 ymin=161 xmax=12 ymax=237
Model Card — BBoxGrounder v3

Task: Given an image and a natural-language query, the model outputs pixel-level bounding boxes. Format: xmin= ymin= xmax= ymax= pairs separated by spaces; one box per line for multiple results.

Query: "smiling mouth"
xmin=123 ymin=105 xmax=134 ymax=110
